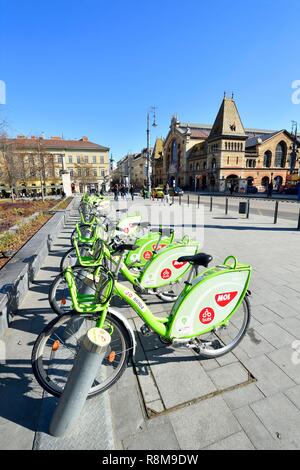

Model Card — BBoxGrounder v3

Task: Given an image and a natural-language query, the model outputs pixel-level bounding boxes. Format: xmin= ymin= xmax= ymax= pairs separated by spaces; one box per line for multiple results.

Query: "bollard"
xmin=197 ymin=195 xmax=200 ymax=208
xmin=49 ymin=327 xmax=111 ymax=437
xmin=47 ymin=234 xmax=53 ymax=252
xmin=274 ymin=201 xmax=279 ymax=224
xmin=187 ymin=195 xmax=190 ymax=206
xmin=246 ymin=200 xmax=250 ymax=219
xmin=179 ymin=195 xmax=181 ymax=206
xmin=225 ymin=197 xmax=228 ymax=215
xmin=210 ymin=196 xmax=213 ymax=212
xmin=298 ymin=208 xmax=300 ymax=230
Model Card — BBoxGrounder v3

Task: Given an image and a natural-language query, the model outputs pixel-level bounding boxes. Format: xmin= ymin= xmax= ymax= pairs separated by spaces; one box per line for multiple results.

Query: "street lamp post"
xmin=146 ymin=106 xmax=157 ymax=196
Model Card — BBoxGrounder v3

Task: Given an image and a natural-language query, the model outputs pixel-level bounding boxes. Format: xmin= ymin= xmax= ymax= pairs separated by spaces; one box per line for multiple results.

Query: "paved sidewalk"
xmin=0 ymin=196 xmax=299 ymax=450
xmin=0 ymin=207 xmax=114 ymax=450
xmin=110 ymin=199 xmax=300 ymax=450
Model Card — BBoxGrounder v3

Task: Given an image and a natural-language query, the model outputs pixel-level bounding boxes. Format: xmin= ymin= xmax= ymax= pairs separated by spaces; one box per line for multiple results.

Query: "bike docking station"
xmin=49 ymin=327 xmax=111 ymax=437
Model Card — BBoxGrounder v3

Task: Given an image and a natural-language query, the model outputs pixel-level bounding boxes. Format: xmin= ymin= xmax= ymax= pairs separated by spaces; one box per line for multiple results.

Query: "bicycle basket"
xmin=93 ymin=267 xmax=114 ymax=305
xmin=92 ymin=239 xmax=104 ymax=260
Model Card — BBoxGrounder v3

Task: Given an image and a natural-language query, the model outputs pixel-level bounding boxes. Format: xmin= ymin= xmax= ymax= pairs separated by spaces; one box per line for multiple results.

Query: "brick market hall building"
xmin=152 ymin=96 xmax=300 ymax=192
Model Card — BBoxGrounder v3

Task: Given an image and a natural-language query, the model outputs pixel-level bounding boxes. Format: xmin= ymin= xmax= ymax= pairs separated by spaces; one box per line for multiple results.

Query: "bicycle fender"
xmin=108 ymin=308 xmax=137 ymax=356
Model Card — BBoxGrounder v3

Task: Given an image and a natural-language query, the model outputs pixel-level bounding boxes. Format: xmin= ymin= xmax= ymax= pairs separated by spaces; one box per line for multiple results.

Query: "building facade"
xmin=111 ymin=151 xmax=147 ymax=188
xmin=152 ymin=97 xmax=300 ymax=191
xmin=0 ymin=135 xmax=110 ymax=195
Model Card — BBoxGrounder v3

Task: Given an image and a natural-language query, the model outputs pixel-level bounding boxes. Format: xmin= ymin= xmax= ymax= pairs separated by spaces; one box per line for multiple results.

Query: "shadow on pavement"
xmin=0 ymin=359 xmax=45 ymax=433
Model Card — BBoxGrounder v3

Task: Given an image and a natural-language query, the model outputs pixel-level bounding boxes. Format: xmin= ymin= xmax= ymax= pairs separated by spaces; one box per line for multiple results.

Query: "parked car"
xmin=170 ymin=186 xmax=184 ymax=196
xmin=152 ymin=187 xmax=164 ymax=198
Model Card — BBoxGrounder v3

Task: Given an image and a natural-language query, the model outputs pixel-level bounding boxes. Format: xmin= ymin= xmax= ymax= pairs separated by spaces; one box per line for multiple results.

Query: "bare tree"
xmin=0 ymin=132 xmax=19 ymax=200
xmin=74 ymin=162 xmax=99 ymax=192
xmin=33 ymin=138 xmax=55 ymax=202
xmin=0 ymin=133 xmax=56 ymax=200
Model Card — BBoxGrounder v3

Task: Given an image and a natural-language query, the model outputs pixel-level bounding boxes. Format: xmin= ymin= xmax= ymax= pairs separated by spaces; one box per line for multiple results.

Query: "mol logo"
xmin=152 ymin=243 xmax=166 ymax=251
xmin=172 ymin=260 xmax=187 ymax=269
xmin=215 ymin=291 xmax=238 ymax=307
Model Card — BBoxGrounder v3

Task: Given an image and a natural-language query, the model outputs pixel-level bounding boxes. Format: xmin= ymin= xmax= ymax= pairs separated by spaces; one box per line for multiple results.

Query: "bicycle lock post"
xmin=49 ymin=327 xmax=111 ymax=437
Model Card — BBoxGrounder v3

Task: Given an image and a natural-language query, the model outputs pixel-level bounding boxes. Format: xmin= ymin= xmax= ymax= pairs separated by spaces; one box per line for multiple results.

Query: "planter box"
xmin=0 ymin=197 xmax=78 ymax=337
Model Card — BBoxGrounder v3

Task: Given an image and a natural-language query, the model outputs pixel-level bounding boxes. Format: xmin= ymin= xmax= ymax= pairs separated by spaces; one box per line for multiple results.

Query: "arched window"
xmin=171 ymin=139 xmax=178 ymax=166
xmin=227 ymin=157 xmax=230 ymax=165
xmin=275 ymin=142 xmax=286 ymax=168
xmin=261 ymin=176 xmax=269 ymax=187
xmin=211 ymin=158 xmax=216 ymax=169
xmin=225 ymin=142 xmax=227 ymax=150
xmin=203 ymin=161 xmax=207 ymax=170
xmin=263 ymin=151 xmax=272 ymax=168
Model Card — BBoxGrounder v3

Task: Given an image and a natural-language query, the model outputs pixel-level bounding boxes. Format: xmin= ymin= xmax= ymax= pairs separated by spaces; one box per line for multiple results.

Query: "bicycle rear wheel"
xmin=195 ymin=296 xmax=251 ymax=358
xmin=31 ymin=311 xmax=131 ymax=397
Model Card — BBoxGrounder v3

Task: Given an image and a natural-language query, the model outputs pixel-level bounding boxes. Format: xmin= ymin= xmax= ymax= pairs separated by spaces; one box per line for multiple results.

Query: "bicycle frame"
xmin=100 ymin=257 xmax=251 ymax=341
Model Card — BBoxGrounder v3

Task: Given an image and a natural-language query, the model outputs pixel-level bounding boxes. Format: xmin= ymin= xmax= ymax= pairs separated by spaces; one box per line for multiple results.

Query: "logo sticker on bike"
xmin=152 ymin=243 xmax=166 ymax=251
xmin=143 ymin=250 xmax=153 ymax=260
xmin=161 ymin=268 xmax=172 ymax=279
xmin=215 ymin=291 xmax=238 ymax=307
xmin=199 ymin=307 xmax=215 ymax=324
xmin=172 ymin=260 xmax=187 ymax=269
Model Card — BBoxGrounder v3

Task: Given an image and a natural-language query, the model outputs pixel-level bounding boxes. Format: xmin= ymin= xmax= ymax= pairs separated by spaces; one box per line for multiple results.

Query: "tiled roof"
xmin=178 ymin=126 xmax=210 ymax=139
xmin=178 ymin=122 xmax=278 ymax=138
xmin=245 ymin=130 xmax=292 ymax=148
xmin=8 ymin=137 xmax=109 ymax=151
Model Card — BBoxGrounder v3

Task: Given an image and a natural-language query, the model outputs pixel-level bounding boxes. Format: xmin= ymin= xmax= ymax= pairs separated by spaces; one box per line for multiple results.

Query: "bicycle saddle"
xmin=112 ymin=243 xmax=139 ymax=254
xmin=177 ymin=252 xmax=213 ymax=267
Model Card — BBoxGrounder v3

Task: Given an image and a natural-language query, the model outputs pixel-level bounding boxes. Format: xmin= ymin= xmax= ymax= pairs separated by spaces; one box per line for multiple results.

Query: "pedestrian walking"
xmin=267 ymin=180 xmax=273 ymax=198
xmin=163 ymin=183 xmax=171 ymax=206
xmin=129 ymin=184 xmax=135 ymax=201
xmin=114 ymin=184 xmax=119 ymax=201
xmin=120 ymin=184 xmax=126 ymax=200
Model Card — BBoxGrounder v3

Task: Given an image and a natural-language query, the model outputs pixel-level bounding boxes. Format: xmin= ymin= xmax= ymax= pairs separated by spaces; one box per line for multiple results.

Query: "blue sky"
xmin=0 ymin=0 xmax=299 ymax=160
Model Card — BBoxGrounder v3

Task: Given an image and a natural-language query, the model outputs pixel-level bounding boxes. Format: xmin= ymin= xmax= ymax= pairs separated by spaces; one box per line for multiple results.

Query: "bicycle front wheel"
xmin=49 ymin=266 xmax=97 ymax=315
xmin=31 ymin=312 xmax=131 ymax=397
xmin=60 ymin=246 xmax=91 ymax=271
xmin=195 ymin=296 xmax=251 ymax=358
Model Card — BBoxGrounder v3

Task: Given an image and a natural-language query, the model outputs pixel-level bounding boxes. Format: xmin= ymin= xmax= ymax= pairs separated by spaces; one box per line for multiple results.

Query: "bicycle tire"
xmin=49 ymin=266 xmax=94 ymax=315
xmin=31 ymin=311 xmax=131 ymax=398
xmin=195 ymin=296 xmax=251 ymax=358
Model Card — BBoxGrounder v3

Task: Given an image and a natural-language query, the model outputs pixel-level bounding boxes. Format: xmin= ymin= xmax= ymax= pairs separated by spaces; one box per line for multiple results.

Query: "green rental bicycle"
xmin=32 ymin=247 xmax=252 ymax=398
xmin=49 ymin=235 xmax=200 ymax=314
xmin=62 ymin=223 xmax=176 ymax=272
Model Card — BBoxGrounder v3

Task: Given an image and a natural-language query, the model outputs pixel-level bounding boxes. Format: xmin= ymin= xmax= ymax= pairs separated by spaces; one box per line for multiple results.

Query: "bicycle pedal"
xmin=140 ymin=324 xmax=151 ymax=336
